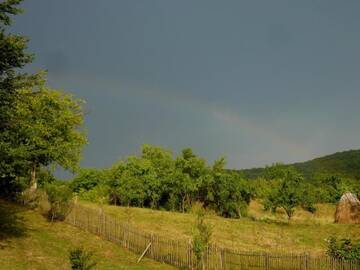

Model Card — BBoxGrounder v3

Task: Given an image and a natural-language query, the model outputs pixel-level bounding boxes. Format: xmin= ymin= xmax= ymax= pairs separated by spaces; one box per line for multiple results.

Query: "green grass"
xmin=81 ymin=200 xmax=360 ymax=255
xmin=0 ymin=200 xmax=175 ymax=270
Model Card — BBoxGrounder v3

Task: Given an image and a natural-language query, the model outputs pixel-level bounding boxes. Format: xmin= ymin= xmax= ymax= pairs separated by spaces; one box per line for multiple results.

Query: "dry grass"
xmin=0 ymin=200 xmax=175 ymax=270
xmin=80 ymin=200 xmax=360 ymax=255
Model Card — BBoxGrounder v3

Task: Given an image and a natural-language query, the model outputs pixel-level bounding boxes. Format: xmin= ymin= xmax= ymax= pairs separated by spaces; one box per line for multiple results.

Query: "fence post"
xmin=303 ymin=253 xmax=309 ymax=270
xmin=150 ymin=233 xmax=154 ymax=259
xmin=219 ymin=248 xmax=224 ymax=270
xmin=87 ymin=210 xmax=90 ymax=231
xmin=265 ymin=253 xmax=270 ymax=270
xmin=188 ymin=239 xmax=193 ymax=270
xmin=72 ymin=204 xmax=76 ymax=225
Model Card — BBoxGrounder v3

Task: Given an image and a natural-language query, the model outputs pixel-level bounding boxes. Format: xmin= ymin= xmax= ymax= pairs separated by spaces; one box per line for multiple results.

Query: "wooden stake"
xmin=137 ymin=242 xmax=152 ymax=263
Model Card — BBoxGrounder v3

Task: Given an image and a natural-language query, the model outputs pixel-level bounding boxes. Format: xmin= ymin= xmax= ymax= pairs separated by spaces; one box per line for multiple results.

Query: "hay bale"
xmin=334 ymin=192 xmax=360 ymax=224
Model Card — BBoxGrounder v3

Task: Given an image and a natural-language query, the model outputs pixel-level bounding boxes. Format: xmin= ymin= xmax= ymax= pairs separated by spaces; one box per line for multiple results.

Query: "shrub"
xmin=70 ymin=168 xmax=107 ymax=192
xmin=69 ymin=247 xmax=96 ymax=270
xmin=45 ymin=182 xmax=73 ymax=221
xmin=192 ymin=203 xmax=213 ymax=269
xmin=78 ymin=184 xmax=110 ymax=204
xmin=327 ymin=237 xmax=360 ymax=262
xmin=18 ymin=188 xmax=47 ymax=209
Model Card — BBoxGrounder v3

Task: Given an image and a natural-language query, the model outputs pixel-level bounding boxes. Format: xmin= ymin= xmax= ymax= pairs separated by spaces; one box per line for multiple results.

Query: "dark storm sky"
xmin=11 ymin=0 xmax=360 ymax=170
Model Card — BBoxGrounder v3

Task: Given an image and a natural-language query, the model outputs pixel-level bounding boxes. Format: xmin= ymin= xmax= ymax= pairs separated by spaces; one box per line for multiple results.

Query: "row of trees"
xmin=71 ymin=145 xmax=253 ymax=218
xmin=0 ymin=0 xmax=87 ymax=198
xmin=71 ymin=157 xmax=360 ymax=220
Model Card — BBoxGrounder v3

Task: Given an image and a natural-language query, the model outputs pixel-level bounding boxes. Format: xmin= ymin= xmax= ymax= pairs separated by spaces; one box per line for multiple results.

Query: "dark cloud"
xmin=44 ymin=49 xmax=68 ymax=74
xmin=12 ymin=0 xmax=360 ymax=173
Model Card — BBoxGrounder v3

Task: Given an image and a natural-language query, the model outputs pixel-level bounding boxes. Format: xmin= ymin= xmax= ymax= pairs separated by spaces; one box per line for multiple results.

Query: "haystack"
xmin=334 ymin=192 xmax=360 ymax=224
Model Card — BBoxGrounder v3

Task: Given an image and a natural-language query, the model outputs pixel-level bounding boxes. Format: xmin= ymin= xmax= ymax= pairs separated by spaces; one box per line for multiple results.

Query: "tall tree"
xmin=0 ymin=0 xmax=43 ymax=194
xmin=0 ymin=0 xmax=42 ymax=128
xmin=6 ymin=88 xmax=87 ymax=190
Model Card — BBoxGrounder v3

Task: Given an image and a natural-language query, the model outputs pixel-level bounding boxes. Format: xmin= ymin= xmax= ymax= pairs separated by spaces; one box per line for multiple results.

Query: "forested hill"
xmin=237 ymin=149 xmax=360 ymax=180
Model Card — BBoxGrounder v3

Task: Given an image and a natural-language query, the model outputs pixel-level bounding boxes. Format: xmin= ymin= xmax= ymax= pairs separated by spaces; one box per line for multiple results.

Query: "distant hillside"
xmin=238 ymin=149 xmax=360 ymax=180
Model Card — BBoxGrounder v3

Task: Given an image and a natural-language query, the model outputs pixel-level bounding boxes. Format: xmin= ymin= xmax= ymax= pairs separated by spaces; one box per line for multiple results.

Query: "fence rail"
xmin=65 ymin=203 xmax=360 ymax=270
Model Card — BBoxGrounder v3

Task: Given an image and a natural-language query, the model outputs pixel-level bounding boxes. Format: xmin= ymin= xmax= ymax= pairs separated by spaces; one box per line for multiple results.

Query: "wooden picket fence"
xmin=65 ymin=203 xmax=360 ymax=270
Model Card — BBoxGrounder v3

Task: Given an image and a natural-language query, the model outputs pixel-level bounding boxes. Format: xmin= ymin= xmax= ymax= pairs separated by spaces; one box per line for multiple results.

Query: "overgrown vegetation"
xmin=45 ymin=182 xmax=73 ymax=221
xmin=327 ymin=237 xmax=360 ymax=262
xmin=69 ymin=247 xmax=96 ymax=270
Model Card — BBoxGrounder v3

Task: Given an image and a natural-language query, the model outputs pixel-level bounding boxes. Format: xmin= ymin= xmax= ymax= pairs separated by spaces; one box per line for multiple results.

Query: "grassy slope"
xmin=82 ymin=201 xmax=360 ymax=255
xmin=238 ymin=149 xmax=360 ymax=179
xmin=0 ymin=200 xmax=175 ymax=270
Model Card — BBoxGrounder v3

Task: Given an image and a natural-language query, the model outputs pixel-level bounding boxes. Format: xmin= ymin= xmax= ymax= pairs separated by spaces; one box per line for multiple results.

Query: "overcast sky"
xmin=11 ymin=0 xmax=360 ymax=170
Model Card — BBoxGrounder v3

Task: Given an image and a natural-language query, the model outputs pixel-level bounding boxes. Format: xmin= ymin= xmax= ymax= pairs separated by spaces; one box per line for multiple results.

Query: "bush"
xmin=45 ymin=182 xmax=73 ymax=221
xmin=69 ymin=247 xmax=96 ymax=270
xmin=327 ymin=237 xmax=360 ymax=262
xmin=70 ymin=168 xmax=107 ymax=192
xmin=192 ymin=203 xmax=213 ymax=269
xmin=78 ymin=184 xmax=110 ymax=204
xmin=17 ymin=188 xmax=46 ymax=209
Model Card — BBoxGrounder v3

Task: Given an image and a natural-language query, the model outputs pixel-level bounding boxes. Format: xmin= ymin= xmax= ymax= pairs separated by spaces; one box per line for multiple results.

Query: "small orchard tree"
xmin=192 ymin=203 xmax=213 ymax=270
xmin=8 ymin=87 xmax=87 ymax=190
xmin=264 ymin=166 xmax=316 ymax=220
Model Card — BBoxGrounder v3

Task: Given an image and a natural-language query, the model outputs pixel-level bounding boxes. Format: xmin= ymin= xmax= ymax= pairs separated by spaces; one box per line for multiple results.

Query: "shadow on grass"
xmin=0 ymin=200 xmax=27 ymax=244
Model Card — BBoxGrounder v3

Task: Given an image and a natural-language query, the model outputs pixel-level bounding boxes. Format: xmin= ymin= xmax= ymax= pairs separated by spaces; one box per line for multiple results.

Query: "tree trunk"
xmin=30 ymin=163 xmax=37 ymax=191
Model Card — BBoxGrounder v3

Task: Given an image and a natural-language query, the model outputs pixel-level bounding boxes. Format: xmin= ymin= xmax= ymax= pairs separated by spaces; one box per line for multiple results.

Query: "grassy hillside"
xmin=0 ymin=200 xmax=175 ymax=270
xmin=239 ymin=149 xmax=360 ymax=179
xmin=81 ymin=200 xmax=360 ymax=255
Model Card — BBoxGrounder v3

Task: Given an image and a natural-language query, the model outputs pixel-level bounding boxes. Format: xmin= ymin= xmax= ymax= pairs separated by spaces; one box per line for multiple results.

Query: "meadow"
xmin=80 ymin=200 xmax=360 ymax=255
xmin=0 ymin=200 xmax=175 ymax=270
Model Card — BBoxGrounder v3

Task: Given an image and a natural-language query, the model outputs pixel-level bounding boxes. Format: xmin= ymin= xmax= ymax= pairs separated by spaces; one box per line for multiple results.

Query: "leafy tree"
xmin=70 ymin=168 xmax=107 ymax=193
xmin=6 ymin=88 xmax=87 ymax=190
xmin=0 ymin=0 xmax=44 ymax=196
xmin=175 ymin=148 xmax=208 ymax=210
xmin=205 ymin=158 xmax=253 ymax=218
xmin=264 ymin=165 xmax=315 ymax=220
xmin=110 ymin=157 xmax=157 ymax=207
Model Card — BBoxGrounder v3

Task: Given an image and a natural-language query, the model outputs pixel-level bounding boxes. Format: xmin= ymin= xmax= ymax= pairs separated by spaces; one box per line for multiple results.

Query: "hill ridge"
xmin=237 ymin=149 xmax=360 ymax=180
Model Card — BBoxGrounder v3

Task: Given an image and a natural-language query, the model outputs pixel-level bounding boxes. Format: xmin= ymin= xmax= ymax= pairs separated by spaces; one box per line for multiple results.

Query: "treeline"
xmin=239 ymin=149 xmax=360 ymax=181
xmin=69 ymin=147 xmax=360 ymax=220
xmin=70 ymin=145 xmax=252 ymax=218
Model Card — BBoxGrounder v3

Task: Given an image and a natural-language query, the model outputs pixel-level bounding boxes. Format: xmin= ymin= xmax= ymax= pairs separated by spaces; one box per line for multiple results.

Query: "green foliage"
xmin=0 ymin=0 xmax=44 ymax=197
xmin=191 ymin=203 xmax=213 ymax=269
xmin=327 ymin=237 xmax=360 ymax=262
xmin=69 ymin=247 xmax=96 ymax=270
xmin=77 ymin=145 xmax=253 ymax=218
xmin=45 ymin=182 xmax=73 ymax=221
xmin=70 ymin=168 xmax=107 ymax=192
xmin=78 ymin=184 xmax=110 ymax=205
xmin=2 ymin=87 xmax=87 ymax=192
xmin=239 ymin=149 xmax=360 ymax=180
xmin=263 ymin=165 xmax=316 ymax=220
